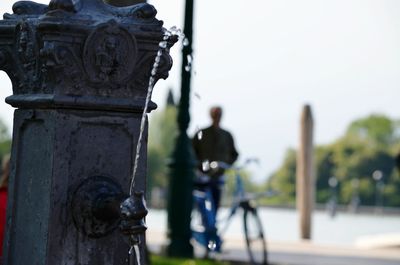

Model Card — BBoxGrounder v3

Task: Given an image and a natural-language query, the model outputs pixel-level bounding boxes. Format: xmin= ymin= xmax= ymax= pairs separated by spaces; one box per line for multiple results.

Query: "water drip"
xmin=128 ymin=246 xmax=133 ymax=255
xmin=197 ymin=130 xmax=203 ymax=140
xmin=185 ymin=54 xmax=193 ymax=72
xmin=134 ymin=244 xmax=141 ymax=265
xmin=159 ymin=41 xmax=168 ymax=49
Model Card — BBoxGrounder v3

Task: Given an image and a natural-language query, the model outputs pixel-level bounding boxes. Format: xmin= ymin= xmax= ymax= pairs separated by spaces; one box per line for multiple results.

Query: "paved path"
xmin=147 ymin=230 xmax=400 ymax=265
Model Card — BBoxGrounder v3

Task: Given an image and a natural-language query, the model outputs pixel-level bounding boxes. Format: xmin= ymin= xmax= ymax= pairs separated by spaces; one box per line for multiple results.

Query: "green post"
xmin=167 ymin=0 xmax=195 ymax=258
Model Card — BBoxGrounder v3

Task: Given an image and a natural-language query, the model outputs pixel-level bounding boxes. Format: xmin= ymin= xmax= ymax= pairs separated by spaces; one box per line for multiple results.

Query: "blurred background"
xmin=145 ymin=0 xmax=400 ymax=215
xmin=0 ymin=0 xmax=399 ymax=264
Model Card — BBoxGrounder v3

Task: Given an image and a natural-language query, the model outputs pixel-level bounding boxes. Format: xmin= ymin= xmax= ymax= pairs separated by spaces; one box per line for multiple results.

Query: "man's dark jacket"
xmin=192 ymin=125 xmax=238 ymax=177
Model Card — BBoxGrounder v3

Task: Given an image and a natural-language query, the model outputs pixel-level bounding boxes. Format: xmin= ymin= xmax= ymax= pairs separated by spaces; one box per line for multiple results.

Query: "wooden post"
xmin=296 ymin=104 xmax=314 ymax=240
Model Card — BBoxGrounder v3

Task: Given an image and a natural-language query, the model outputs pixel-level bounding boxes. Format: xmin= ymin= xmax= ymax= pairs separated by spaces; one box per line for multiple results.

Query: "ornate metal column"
xmin=167 ymin=0 xmax=195 ymax=258
xmin=0 ymin=0 xmax=176 ymax=264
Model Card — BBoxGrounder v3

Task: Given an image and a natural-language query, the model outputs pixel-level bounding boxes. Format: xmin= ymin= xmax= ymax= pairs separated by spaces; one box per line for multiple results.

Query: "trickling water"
xmin=129 ymin=26 xmax=186 ymax=195
xmin=128 ymin=26 xmax=187 ymax=265
xmin=128 ymin=248 xmax=133 ymax=265
xmin=158 ymin=41 xmax=168 ymax=49
xmin=129 ymin=243 xmax=141 ymax=265
xmin=187 ymin=54 xmax=193 ymax=64
xmin=183 ymin=37 xmax=189 ymax=46
xmin=128 ymin=247 xmax=132 ymax=255
xmin=197 ymin=130 xmax=203 ymax=140
xmin=134 ymin=245 xmax=141 ymax=265
xmin=185 ymin=54 xmax=193 ymax=72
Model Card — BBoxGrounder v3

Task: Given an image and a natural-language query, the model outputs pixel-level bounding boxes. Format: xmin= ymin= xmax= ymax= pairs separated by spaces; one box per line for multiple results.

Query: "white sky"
xmin=0 ymin=0 xmax=399 ymax=182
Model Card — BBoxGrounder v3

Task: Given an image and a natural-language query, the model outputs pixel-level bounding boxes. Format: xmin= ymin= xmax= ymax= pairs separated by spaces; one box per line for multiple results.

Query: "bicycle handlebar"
xmin=207 ymin=158 xmax=259 ymax=172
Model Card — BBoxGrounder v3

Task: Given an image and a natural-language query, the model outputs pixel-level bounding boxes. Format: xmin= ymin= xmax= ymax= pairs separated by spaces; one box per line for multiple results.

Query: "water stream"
xmin=128 ymin=26 xmax=187 ymax=265
xmin=129 ymin=26 xmax=185 ymax=195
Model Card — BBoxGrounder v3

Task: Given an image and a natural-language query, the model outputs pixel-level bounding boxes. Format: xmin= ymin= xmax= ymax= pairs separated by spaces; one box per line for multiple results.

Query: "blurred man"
xmin=192 ymin=106 xmax=238 ymax=211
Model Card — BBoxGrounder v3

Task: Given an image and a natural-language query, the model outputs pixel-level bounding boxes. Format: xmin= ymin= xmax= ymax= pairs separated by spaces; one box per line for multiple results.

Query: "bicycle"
xmin=191 ymin=160 xmax=272 ymax=265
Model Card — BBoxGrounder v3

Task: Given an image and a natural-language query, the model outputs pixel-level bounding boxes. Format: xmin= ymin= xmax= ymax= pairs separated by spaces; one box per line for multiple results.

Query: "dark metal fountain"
xmin=0 ymin=0 xmax=176 ymax=264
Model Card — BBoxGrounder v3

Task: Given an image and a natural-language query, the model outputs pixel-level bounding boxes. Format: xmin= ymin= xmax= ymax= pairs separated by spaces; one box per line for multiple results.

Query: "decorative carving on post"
xmin=1 ymin=0 xmax=174 ymax=106
xmin=0 ymin=0 xmax=176 ymax=264
xmin=83 ymin=22 xmax=138 ymax=83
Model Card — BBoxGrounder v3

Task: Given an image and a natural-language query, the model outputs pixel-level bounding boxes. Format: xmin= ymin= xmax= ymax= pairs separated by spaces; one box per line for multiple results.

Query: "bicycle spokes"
xmin=243 ymin=209 xmax=268 ymax=265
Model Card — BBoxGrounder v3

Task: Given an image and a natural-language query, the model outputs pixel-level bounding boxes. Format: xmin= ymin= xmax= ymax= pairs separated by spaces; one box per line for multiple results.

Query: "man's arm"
xmin=228 ymin=133 xmax=238 ymax=164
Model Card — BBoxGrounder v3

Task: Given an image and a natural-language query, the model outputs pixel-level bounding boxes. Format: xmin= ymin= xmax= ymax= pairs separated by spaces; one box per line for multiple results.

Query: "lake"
xmin=147 ymin=207 xmax=400 ymax=247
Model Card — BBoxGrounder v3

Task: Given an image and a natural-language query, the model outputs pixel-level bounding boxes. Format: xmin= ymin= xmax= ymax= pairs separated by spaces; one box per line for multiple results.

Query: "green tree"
xmin=315 ymin=146 xmax=334 ymax=203
xmin=0 ymin=118 xmax=11 ymax=174
xmin=222 ymin=167 xmax=263 ymax=205
xmin=267 ymin=113 xmax=400 ymax=208
xmin=346 ymin=114 xmax=398 ymax=147
xmin=0 ymin=119 xmax=9 ymax=142
xmin=266 ymin=149 xmax=296 ymax=205
xmin=147 ymin=91 xmax=178 ymax=204
xmin=329 ymin=137 xmax=394 ymax=205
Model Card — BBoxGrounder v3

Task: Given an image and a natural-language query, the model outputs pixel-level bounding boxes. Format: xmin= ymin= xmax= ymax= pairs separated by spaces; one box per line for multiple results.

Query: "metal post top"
xmin=0 ymin=0 xmax=177 ymax=112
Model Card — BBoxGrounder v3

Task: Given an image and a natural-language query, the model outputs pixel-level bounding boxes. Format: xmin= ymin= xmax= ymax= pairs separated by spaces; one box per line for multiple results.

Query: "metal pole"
xmin=167 ymin=0 xmax=195 ymax=258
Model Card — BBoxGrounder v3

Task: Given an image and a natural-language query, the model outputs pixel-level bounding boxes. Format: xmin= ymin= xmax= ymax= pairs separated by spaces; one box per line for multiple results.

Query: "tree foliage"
xmin=346 ymin=114 xmax=397 ymax=147
xmin=266 ymin=149 xmax=296 ymax=205
xmin=147 ymin=109 xmax=400 ymax=208
xmin=267 ymin=113 xmax=400 ymax=207
xmin=147 ymin=102 xmax=178 ymax=203
xmin=0 ymin=118 xmax=11 ymax=174
xmin=0 ymin=119 xmax=9 ymax=143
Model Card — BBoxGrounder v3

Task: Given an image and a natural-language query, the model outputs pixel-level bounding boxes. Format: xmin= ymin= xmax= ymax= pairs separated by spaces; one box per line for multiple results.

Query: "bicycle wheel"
xmin=243 ymin=206 xmax=268 ymax=265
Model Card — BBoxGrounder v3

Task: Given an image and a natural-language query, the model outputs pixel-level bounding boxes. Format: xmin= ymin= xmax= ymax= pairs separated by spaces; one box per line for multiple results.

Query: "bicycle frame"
xmin=218 ymin=173 xmax=246 ymax=235
xmin=192 ymin=183 xmax=222 ymax=252
xmin=191 ymin=160 xmax=269 ymax=264
xmin=192 ymin=170 xmax=248 ymax=251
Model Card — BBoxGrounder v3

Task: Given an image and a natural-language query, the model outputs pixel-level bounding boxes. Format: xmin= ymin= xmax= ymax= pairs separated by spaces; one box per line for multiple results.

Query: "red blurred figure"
xmin=0 ymin=155 xmax=9 ymax=258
